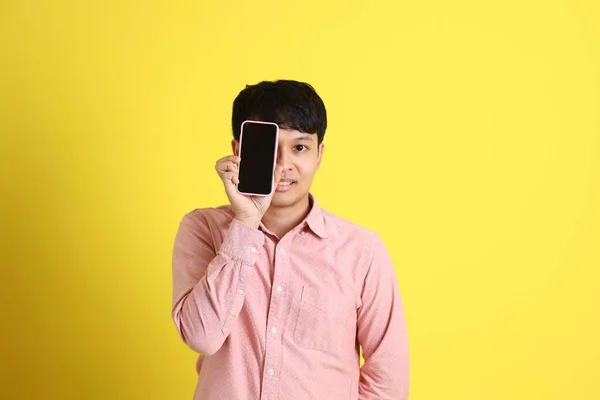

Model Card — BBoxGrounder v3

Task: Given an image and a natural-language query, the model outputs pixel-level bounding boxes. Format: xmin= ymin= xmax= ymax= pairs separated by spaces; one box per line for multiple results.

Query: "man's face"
xmin=233 ymin=128 xmax=324 ymax=208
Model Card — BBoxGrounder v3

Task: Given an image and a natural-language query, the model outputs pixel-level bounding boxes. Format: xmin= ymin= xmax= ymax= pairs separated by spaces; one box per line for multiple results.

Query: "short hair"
xmin=232 ymin=79 xmax=327 ymax=144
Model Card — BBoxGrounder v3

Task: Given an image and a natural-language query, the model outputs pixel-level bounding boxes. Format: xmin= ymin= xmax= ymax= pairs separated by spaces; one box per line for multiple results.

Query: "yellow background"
xmin=1 ymin=0 xmax=599 ymax=399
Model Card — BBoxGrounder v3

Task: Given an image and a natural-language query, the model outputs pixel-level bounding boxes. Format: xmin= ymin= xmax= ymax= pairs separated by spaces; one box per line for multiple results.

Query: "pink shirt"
xmin=171 ymin=194 xmax=409 ymax=399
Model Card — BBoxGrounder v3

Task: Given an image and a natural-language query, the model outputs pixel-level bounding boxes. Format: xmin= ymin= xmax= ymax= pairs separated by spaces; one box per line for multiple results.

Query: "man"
xmin=171 ymin=80 xmax=409 ymax=399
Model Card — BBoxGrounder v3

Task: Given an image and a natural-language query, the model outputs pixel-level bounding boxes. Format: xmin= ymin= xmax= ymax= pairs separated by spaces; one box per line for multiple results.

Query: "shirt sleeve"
xmin=171 ymin=212 xmax=264 ymax=356
xmin=357 ymin=233 xmax=410 ymax=399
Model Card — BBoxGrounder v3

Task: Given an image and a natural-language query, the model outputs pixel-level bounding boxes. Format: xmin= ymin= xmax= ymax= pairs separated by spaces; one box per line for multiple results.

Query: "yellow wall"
xmin=1 ymin=1 xmax=599 ymax=399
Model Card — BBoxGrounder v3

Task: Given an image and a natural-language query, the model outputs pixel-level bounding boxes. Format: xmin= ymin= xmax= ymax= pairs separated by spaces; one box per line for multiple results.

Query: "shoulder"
xmin=319 ymin=209 xmax=393 ymax=283
xmin=321 ymin=208 xmax=382 ymax=250
xmin=174 ymin=205 xmax=235 ymax=251
xmin=178 ymin=204 xmax=235 ymax=230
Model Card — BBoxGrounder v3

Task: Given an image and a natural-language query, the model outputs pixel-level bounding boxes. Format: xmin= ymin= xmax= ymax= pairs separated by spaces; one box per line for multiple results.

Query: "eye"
xmin=294 ymin=145 xmax=307 ymax=152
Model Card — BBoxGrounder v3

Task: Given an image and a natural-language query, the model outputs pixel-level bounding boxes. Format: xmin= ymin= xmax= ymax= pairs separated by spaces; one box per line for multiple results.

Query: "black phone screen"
xmin=238 ymin=121 xmax=278 ymax=195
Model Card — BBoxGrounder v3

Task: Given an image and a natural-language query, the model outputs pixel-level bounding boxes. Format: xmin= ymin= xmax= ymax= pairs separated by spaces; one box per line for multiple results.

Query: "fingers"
xmin=215 ymin=155 xmax=241 ymax=173
xmin=216 ymin=166 xmax=239 ymax=183
xmin=221 ymin=171 xmax=239 ymax=185
xmin=215 ymin=155 xmax=240 ymax=185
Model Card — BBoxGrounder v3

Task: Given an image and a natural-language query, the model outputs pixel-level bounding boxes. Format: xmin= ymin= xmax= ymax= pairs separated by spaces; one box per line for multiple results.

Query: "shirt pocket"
xmin=293 ymin=285 xmax=356 ymax=354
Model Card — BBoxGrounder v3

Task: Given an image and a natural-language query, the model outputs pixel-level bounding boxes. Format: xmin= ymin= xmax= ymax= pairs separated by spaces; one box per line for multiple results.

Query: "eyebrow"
xmin=295 ymin=135 xmax=314 ymax=142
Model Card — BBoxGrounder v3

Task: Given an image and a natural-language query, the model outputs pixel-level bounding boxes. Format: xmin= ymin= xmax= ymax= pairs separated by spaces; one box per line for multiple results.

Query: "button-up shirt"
xmin=171 ymin=193 xmax=409 ymax=399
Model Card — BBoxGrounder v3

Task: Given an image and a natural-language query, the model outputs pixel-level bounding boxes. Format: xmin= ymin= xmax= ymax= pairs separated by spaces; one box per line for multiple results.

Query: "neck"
xmin=262 ymin=195 xmax=312 ymax=239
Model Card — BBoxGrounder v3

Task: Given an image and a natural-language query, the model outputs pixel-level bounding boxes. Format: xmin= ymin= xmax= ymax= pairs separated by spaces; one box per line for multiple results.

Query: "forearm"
xmin=357 ymin=233 xmax=410 ymax=399
xmin=173 ymin=256 xmax=249 ymax=354
xmin=358 ymin=331 xmax=410 ymax=399
xmin=172 ymin=217 xmax=263 ymax=355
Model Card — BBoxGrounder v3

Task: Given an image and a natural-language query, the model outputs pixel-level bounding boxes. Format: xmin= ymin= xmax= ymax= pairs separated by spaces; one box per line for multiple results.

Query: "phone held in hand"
xmin=236 ymin=120 xmax=279 ymax=196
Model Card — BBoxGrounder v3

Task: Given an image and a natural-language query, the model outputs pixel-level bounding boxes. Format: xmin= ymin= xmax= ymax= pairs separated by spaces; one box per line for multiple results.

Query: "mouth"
xmin=276 ymin=181 xmax=295 ymax=192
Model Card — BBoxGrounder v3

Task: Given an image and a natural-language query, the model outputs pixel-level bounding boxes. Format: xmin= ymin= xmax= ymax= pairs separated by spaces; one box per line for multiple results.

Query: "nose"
xmin=276 ymin=147 xmax=292 ymax=169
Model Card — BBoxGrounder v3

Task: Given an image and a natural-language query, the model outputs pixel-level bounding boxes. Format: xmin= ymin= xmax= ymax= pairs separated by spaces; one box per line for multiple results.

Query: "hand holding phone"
xmin=214 ymin=120 xmax=282 ymax=227
xmin=237 ymin=120 xmax=279 ymax=196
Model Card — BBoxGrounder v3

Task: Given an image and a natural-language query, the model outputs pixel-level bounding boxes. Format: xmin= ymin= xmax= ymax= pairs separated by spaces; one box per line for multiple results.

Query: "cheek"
xmin=293 ymin=155 xmax=320 ymax=181
xmin=297 ymin=166 xmax=318 ymax=182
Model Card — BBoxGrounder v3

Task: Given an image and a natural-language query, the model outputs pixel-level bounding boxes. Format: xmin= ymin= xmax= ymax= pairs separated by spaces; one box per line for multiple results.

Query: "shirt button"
xmin=268 ymin=368 xmax=274 ymax=376
xmin=238 ymin=289 xmax=245 ymax=295
xmin=299 ymin=231 xmax=305 ymax=235
xmin=276 ymin=286 xmax=283 ymax=294
xmin=271 ymin=327 xmax=278 ymax=335
xmin=249 ymin=247 xmax=257 ymax=253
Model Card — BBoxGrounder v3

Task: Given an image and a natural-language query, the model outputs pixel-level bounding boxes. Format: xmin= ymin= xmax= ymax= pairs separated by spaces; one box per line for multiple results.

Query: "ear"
xmin=231 ymin=139 xmax=240 ymax=156
xmin=316 ymin=142 xmax=325 ymax=170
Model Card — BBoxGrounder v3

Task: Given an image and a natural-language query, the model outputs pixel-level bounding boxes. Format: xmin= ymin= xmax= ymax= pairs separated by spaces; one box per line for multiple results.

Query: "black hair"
xmin=231 ymin=79 xmax=327 ymax=144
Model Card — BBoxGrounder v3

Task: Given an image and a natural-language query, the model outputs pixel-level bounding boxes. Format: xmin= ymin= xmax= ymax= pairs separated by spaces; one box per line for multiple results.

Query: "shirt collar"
xmin=248 ymin=192 xmax=329 ymax=239
xmin=304 ymin=192 xmax=328 ymax=239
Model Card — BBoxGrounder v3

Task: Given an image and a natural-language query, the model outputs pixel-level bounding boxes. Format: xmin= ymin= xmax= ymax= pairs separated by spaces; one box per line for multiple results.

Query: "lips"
xmin=278 ymin=179 xmax=296 ymax=184
xmin=276 ymin=180 xmax=295 ymax=192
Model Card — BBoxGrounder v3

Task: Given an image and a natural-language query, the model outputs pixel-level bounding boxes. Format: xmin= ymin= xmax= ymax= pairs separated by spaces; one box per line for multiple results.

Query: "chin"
xmin=270 ymin=195 xmax=294 ymax=208
xmin=271 ymin=190 xmax=305 ymax=208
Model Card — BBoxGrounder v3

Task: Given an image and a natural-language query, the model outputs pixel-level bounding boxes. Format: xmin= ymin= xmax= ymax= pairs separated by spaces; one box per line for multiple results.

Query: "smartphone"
xmin=236 ymin=120 xmax=279 ymax=196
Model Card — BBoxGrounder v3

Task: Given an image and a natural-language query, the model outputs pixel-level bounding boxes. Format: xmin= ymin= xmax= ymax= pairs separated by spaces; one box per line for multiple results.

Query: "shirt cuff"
xmin=218 ymin=218 xmax=265 ymax=266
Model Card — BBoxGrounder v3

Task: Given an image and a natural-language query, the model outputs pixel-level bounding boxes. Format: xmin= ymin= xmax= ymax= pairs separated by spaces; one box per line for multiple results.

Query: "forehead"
xmin=278 ymin=128 xmax=316 ymax=143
